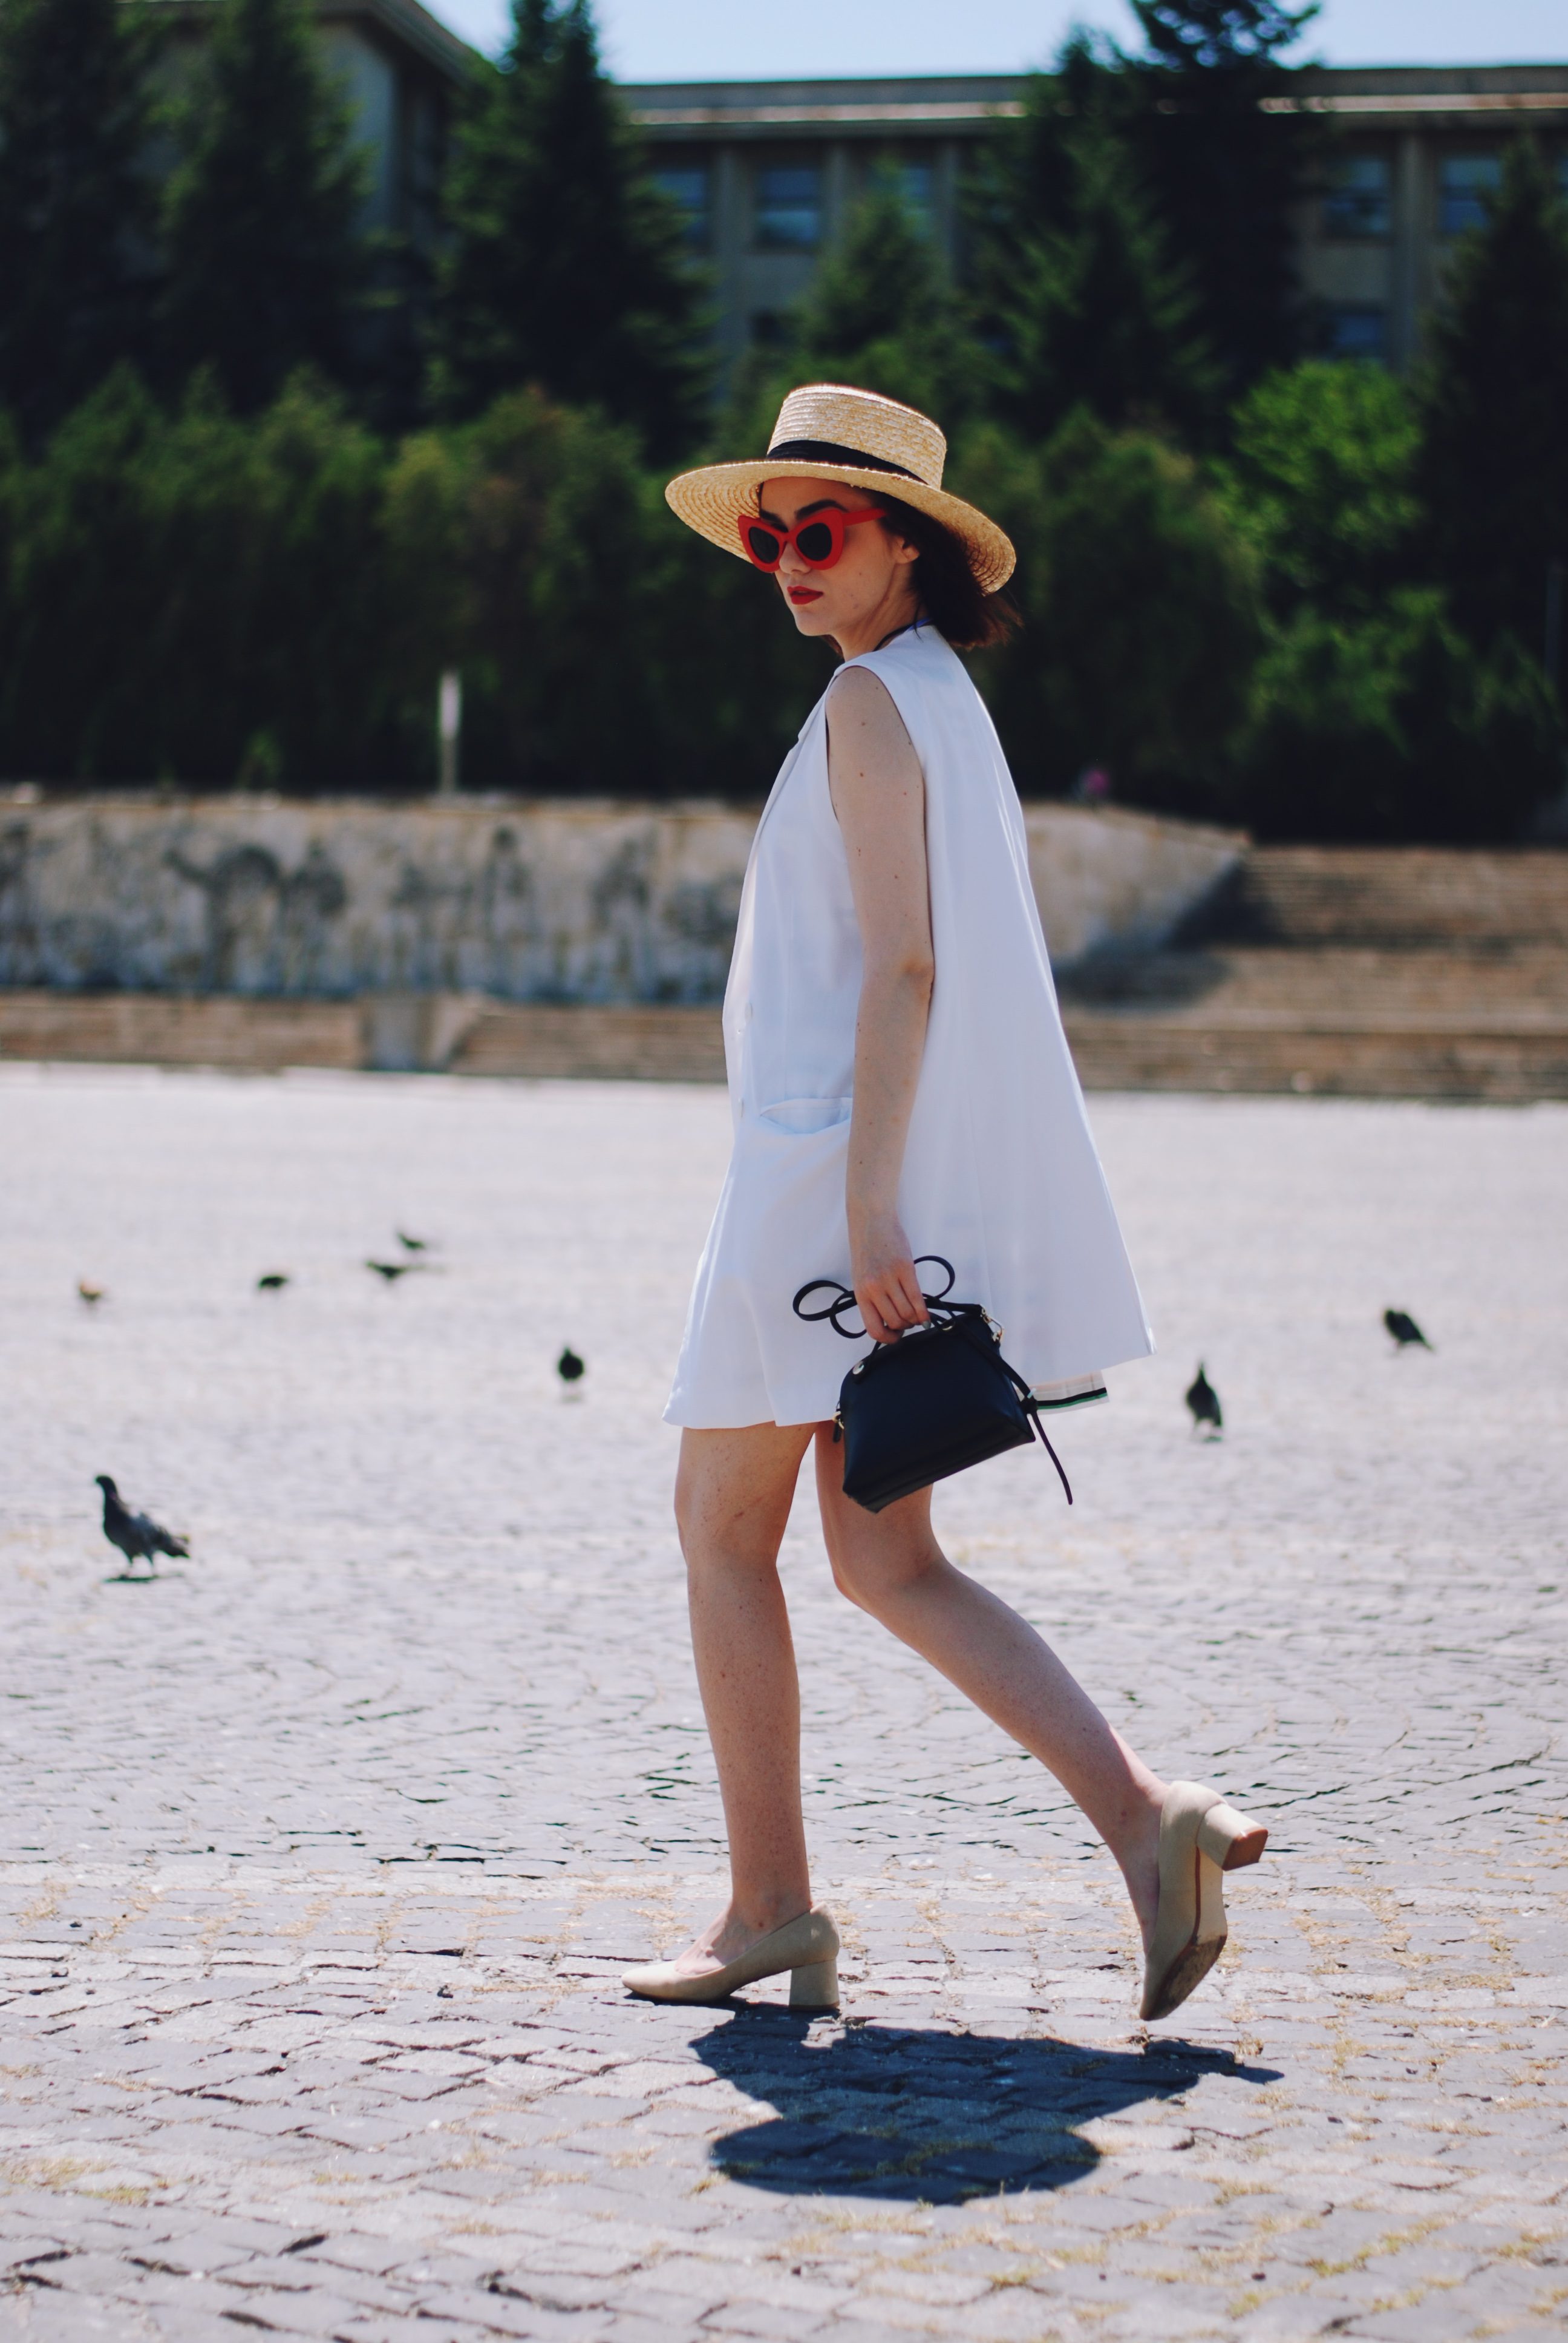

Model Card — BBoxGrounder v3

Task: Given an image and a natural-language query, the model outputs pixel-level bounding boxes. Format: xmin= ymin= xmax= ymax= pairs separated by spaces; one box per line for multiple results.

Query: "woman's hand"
xmin=852 ymin=1211 xmax=930 ymax=1344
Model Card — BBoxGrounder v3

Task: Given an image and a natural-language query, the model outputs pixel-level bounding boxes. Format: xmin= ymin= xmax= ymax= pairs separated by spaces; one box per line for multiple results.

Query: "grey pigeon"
xmin=95 ymin=1476 xmax=189 ymax=1578
xmin=1185 ymin=1363 xmax=1223 ymax=1438
xmin=367 ymin=1259 xmax=417 ymax=1282
xmin=1384 ymin=1308 xmax=1432 ymax=1351
xmin=396 ymin=1229 xmax=433 ymax=1253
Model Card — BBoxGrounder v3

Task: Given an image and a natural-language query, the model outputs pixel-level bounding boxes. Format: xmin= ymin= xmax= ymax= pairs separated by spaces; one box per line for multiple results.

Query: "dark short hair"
xmin=877 ymin=494 xmax=1017 ymax=651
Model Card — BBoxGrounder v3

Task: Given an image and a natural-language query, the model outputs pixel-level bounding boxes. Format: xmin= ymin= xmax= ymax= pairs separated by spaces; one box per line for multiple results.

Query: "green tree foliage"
xmin=0 ymin=366 xmax=400 ymax=784
xmin=1219 ymin=359 xmax=1558 ymax=839
xmin=1123 ymin=1 xmax=1321 ymax=398
xmin=720 ymin=170 xmax=991 ymax=462
xmin=1221 ymin=356 xmax=1420 ymax=606
xmin=974 ymin=44 xmax=1220 ymax=441
xmin=0 ymin=0 xmax=158 ymax=445
xmin=386 ymin=385 xmax=820 ymax=797
xmin=158 ymin=0 xmax=367 ymax=414
xmin=1241 ymin=589 xmax=1555 ymax=842
xmin=792 ymin=172 xmax=988 ymax=425
xmin=1417 ymin=137 xmax=1568 ymax=661
xmin=431 ymin=0 xmax=708 ymax=459
xmin=956 ymin=409 xmax=1262 ymax=801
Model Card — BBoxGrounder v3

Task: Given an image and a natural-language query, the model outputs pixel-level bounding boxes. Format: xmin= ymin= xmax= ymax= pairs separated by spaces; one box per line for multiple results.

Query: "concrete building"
xmin=622 ymin=64 xmax=1568 ymax=378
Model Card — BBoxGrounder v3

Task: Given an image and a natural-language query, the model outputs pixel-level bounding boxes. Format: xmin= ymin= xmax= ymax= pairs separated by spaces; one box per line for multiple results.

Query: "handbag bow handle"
xmin=792 ymin=1254 xmax=956 ymax=1340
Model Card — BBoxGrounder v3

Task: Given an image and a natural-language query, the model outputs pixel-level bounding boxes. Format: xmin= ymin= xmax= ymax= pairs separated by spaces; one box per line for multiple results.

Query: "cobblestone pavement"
xmin=2 ymin=1066 xmax=1566 ymax=2342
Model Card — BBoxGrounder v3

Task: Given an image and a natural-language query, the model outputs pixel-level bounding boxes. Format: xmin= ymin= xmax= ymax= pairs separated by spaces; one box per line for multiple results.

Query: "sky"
xmin=423 ymin=0 xmax=1568 ymax=77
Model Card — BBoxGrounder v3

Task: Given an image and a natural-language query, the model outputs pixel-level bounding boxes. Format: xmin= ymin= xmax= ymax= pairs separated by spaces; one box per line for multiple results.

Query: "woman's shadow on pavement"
xmin=690 ymin=2008 xmax=1280 ymax=2203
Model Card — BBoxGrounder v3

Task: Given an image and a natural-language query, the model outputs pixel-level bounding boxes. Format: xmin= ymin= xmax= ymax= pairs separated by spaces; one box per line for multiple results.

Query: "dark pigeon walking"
xmin=95 ymin=1476 xmax=189 ymax=1578
xmin=367 ymin=1259 xmax=417 ymax=1282
xmin=256 ymin=1272 xmax=289 ymax=1291
xmin=1185 ymin=1363 xmax=1223 ymax=1439
xmin=1384 ymin=1309 xmax=1432 ymax=1351
xmin=557 ymin=1346 xmax=586 ymax=1387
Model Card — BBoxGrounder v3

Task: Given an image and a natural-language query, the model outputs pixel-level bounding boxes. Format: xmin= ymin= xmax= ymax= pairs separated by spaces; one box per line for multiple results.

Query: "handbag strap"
xmin=792 ymin=1254 xmax=956 ymax=1340
xmin=944 ymin=1310 xmax=1073 ymax=1504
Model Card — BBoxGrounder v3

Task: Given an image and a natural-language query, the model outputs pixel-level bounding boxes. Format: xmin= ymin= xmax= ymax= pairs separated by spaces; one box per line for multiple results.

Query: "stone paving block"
xmin=601 ymin=2313 xmax=736 ymax=2343
xmin=0 ymin=2291 xmax=146 ymax=2339
xmin=413 ymin=2281 xmax=616 ymax=2338
xmin=699 ymin=2302 xmax=836 ymax=2339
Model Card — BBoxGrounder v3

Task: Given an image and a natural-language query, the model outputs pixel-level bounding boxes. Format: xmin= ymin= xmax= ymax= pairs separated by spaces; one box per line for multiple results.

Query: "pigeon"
xmin=396 ymin=1229 xmax=433 ymax=1253
xmin=1185 ymin=1363 xmax=1223 ymax=1438
xmin=557 ymin=1346 xmax=586 ymax=1386
xmin=1384 ymin=1309 xmax=1432 ymax=1351
xmin=77 ymin=1279 xmax=105 ymax=1306
xmin=366 ymin=1259 xmax=417 ymax=1282
xmin=95 ymin=1475 xmax=189 ymax=1578
xmin=256 ymin=1272 xmax=289 ymax=1291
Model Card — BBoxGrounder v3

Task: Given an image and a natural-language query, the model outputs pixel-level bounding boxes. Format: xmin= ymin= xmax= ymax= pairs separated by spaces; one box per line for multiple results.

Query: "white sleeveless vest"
xmin=665 ymin=623 xmax=1153 ymax=1430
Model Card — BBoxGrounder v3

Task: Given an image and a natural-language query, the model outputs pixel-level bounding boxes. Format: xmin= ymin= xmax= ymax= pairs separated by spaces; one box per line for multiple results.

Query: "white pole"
xmin=437 ymin=668 xmax=462 ymax=796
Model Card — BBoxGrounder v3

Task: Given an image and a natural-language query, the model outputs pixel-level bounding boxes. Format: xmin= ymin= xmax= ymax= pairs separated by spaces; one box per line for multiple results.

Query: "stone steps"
xmin=454 ymin=1002 xmax=727 ymax=1083
xmin=0 ymin=990 xmax=361 ymax=1072
xmin=1206 ymin=846 xmax=1568 ymax=948
xmin=4 ymin=843 xmax=1565 ymax=1098
xmin=1060 ymin=1016 xmax=1568 ymax=1101
xmin=6 ymin=973 xmax=1566 ymax=1098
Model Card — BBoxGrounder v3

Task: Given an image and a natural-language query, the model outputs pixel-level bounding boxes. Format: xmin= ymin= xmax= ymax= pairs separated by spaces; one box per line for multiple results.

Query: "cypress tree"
xmin=159 ymin=0 xmax=367 ymax=414
xmin=973 ymin=43 xmax=1220 ymax=441
xmin=1418 ymin=137 xmax=1568 ymax=663
xmin=1122 ymin=1 xmax=1321 ymax=401
xmin=778 ymin=172 xmax=988 ymax=428
xmin=0 ymin=0 xmax=158 ymax=444
xmin=431 ymin=0 xmax=708 ymax=460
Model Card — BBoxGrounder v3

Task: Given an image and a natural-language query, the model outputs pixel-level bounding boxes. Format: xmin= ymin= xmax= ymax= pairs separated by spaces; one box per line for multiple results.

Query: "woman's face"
xmin=758 ymin=476 xmax=921 ymax=654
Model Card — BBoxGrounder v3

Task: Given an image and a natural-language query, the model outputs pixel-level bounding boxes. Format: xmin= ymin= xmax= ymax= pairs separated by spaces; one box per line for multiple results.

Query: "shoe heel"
xmin=789 ymin=1956 xmax=838 ymax=2009
xmin=1197 ymin=1800 xmax=1269 ymax=1871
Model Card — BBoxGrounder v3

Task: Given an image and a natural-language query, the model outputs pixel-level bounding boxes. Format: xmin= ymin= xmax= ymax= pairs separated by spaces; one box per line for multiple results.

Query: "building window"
xmin=754 ymin=165 xmax=822 ymax=251
xmin=653 ymin=165 xmax=710 ymax=252
xmin=1439 ymin=153 xmax=1500 ymax=237
xmin=1322 ymin=154 xmax=1391 ymax=240
xmin=1323 ymin=304 xmax=1388 ymax=362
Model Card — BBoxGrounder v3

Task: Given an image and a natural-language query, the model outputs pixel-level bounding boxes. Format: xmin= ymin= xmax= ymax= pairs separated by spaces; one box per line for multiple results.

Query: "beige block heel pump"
xmin=622 ymin=1907 xmax=840 ymax=2008
xmin=1140 ymin=1781 xmax=1268 ymax=2024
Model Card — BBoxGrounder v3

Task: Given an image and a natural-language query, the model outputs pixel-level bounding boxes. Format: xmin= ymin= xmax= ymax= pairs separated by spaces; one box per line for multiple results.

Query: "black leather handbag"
xmin=792 ymin=1256 xmax=1074 ymax=1515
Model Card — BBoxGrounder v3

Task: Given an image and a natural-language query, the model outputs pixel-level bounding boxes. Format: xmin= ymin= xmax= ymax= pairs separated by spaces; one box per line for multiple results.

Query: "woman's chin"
xmin=786 ymin=598 xmax=840 ymax=638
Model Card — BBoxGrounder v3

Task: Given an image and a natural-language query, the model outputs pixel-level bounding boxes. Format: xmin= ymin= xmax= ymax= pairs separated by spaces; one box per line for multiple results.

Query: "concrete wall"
xmin=0 ymin=791 xmax=1245 ymax=1004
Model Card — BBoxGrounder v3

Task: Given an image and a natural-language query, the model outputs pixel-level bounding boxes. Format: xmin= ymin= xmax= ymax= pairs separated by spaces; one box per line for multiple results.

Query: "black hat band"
xmin=763 ymin=439 xmax=921 ymax=481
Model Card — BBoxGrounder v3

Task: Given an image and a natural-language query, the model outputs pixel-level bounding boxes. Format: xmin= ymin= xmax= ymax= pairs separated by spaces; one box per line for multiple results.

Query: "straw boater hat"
xmin=665 ymin=384 xmax=1016 ymax=596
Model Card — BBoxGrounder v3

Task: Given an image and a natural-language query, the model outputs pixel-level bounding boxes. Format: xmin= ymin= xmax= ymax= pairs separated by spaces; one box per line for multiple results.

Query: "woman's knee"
xmin=828 ymin=1535 xmax=942 ymax=1617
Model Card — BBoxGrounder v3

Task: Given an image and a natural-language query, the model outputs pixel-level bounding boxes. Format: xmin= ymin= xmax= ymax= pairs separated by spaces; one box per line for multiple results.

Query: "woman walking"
xmin=625 ymin=386 xmax=1266 ymax=2025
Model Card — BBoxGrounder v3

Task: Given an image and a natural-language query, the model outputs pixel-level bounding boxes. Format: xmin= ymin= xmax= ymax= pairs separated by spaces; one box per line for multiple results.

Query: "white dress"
xmin=665 ymin=622 xmax=1154 ymax=1429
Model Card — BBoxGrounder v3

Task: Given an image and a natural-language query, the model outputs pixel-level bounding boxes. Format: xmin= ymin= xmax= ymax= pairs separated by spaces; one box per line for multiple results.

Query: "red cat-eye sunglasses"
xmin=737 ymin=504 xmax=886 ymax=572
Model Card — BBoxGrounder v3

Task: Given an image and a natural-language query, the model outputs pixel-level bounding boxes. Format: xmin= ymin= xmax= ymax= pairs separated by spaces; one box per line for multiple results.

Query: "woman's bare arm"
xmin=827 ymin=664 xmax=935 ymax=1345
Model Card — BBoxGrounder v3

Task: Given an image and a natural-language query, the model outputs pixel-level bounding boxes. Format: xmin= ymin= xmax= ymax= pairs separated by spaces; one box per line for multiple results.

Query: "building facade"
xmin=622 ymin=64 xmax=1568 ymax=378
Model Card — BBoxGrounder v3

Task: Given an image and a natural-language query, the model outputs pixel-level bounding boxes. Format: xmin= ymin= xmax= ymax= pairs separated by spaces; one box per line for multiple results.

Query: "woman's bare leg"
xmin=667 ymin=1421 xmax=819 ymax=1976
xmin=815 ymin=1430 xmax=1169 ymax=1944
